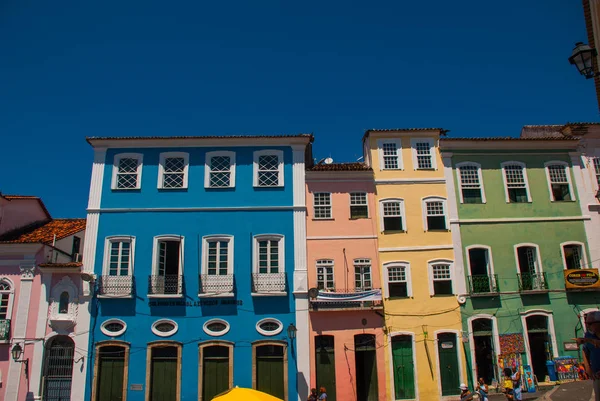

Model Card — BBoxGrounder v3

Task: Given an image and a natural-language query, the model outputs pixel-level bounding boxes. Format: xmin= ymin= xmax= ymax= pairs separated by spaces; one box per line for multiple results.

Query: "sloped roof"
xmin=0 ymin=194 xmax=52 ymax=219
xmin=441 ymin=136 xmax=578 ymax=141
xmin=0 ymin=218 xmax=86 ymax=244
xmin=308 ymin=162 xmax=372 ymax=172
xmin=363 ymin=128 xmax=448 ymax=142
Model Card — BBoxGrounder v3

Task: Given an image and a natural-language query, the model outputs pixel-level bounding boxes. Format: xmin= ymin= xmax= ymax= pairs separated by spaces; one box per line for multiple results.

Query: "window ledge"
xmin=387 ymin=297 xmax=412 ymax=300
xmin=414 ymin=168 xmax=436 ymax=171
xmin=349 ymin=217 xmax=370 ymax=220
xmin=0 ymin=340 xmax=9 ymax=344
xmin=382 ymin=230 xmax=406 ymax=234
xmin=158 ymin=187 xmax=188 ymax=191
xmin=204 ymin=186 xmax=235 ymax=190
xmin=111 ymin=188 xmax=141 ymax=191
xmin=426 ymin=229 xmax=450 ymax=232
xmin=550 ymin=200 xmax=576 ymax=203
xmin=147 ymin=294 xmax=184 ymax=299
xmin=97 ymin=294 xmax=134 ymax=299
xmin=197 ymin=292 xmax=234 ymax=298
xmin=430 ymin=294 xmax=455 ymax=297
xmin=253 ymin=185 xmax=284 ymax=189
xmin=251 ymin=292 xmax=287 ymax=297
xmin=312 ymin=218 xmax=335 ymax=221
xmin=506 ymin=201 xmax=533 ymax=204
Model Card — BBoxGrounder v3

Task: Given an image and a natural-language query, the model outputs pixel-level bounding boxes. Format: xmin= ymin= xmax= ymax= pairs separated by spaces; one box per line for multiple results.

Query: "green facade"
xmin=447 ymin=148 xmax=595 ymax=387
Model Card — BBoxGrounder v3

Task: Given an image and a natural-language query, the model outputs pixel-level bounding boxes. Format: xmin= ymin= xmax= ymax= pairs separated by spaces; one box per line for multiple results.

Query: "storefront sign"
xmin=441 ymin=342 xmax=454 ymax=349
xmin=564 ymin=341 xmax=579 ymax=351
xmin=564 ymin=269 xmax=600 ymax=290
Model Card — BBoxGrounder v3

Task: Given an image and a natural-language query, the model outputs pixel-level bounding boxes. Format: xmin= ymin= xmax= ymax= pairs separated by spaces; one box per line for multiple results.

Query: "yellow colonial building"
xmin=363 ymin=128 xmax=468 ymax=400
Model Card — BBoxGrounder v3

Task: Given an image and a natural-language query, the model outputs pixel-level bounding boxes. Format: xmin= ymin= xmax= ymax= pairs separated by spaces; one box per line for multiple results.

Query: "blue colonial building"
xmin=81 ymin=135 xmax=312 ymax=401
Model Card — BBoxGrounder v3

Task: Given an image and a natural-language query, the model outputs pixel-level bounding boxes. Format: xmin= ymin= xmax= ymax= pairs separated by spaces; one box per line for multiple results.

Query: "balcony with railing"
xmin=252 ymin=273 xmax=286 ymax=295
xmin=309 ymin=288 xmax=383 ymax=311
xmin=0 ymin=319 xmax=10 ymax=342
xmin=518 ymin=272 xmax=549 ymax=293
xmin=198 ymin=274 xmax=234 ymax=297
xmin=468 ymin=274 xmax=499 ymax=296
xmin=148 ymin=275 xmax=184 ymax=297
xmin=97 ymin=275 xmax=135 ymax=298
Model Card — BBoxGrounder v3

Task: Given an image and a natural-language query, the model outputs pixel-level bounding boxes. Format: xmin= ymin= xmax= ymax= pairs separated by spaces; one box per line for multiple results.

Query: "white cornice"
xmin=378 ymin=244 xmax=454 ymax=252
xmin=439 ymin=141 xmax=579 ymax=151
xmin=88 ymin=205 xmax=306 ymax=213
xmin=375 ymin=178 xmax=445 ymax=184
xmin=87 ymin=137 xmax=313 ymax=149
xmin=307 ymin=235 xmax=378 ymax=240
xmin=450 ymin=215 xmax=591 ymax=224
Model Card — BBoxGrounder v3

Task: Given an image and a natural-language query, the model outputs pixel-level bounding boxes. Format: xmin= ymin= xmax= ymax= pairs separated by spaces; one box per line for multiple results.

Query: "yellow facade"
xmin=364 ymin=130 xmax=468 ymax=400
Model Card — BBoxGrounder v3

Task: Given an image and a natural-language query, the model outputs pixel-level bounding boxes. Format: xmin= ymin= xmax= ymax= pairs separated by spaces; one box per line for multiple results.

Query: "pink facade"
xmin=306 ymin=165 xmax=386 ymax=401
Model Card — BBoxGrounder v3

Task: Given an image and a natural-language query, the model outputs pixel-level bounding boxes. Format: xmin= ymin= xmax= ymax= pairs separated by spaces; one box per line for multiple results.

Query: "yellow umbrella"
xmin=212 ymin=386 xmax=284 ymax=401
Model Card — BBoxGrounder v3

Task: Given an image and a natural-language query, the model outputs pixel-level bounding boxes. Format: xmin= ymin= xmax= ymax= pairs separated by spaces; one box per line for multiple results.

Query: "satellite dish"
xmin=308 ymin=288 xmax=319 ymax=299
xmin=324 ymin=157 xmax=333 ymax=164
xmin=81 ymin=272 xmax=96 ymax=282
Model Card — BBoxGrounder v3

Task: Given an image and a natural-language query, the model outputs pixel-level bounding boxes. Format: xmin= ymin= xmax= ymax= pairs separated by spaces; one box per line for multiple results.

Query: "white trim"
xmin=450 ymin=215 xmax=591 ymax=224
xmin=111 ymin=153 xmax=143 ymax=190
xmin=204 ymin=151 xmax=236 ymax=189
xmin=252 ymin=234 xmax=285 ymax=274
xmin=433 ymin=329 xmax=466 ymax=399
xmin=513 ymin=243 xmax=544 ymax=274
xmin=83 ymin=148 xmax=105 ymax=277
xmin=256 ymin=318 xmax=283 ymax=336
xmin=29 ymin=272 xmax=52 ymax=399
xmin=421 ymin=196 xmax=448 ymax=231
xmin=253 ymin=149 xmax=284 ymax=187
xmin=87 ymin=205 xmax=306 ymax=213
xmin=201 ymin=235 xmax=234 ymax=274
xmin=544 ymin=161 xmax=576 ymax=202
xmin=379 ymin=198 xmax=407 ymax=232
xmin=307 ymin=235 xmax=378 ymax=240
xmin=377 ymin=139 xmax=403 ymax=171
xmin=455 ymin=162 xmax=486 ymax=204
xmin=382 ymin=261 xmax=412 ymax=298
xmin=88 ymin=136 xmax=312 ymax=148
xmin=158 ymin=152 xmax=189 ymax=189
xmin=349 ymin=191 xmax=369 ymax=219
xmin=151 ymin=234 xmax=185 ymax=275
xmin=375 ymin=178 xmax=445 ymax=184
xmin=466 ymin=315 xmax=501 ymax=388
xmin=465 ymin=244 xmax=495 ymax=277
xmin=410 ymin=138 xmax=437 ymax=170
xmin=312 ymin=192 xmax=333 ymax=220
xmin=0 ymin=277 xmax=15 ymax=321
xmin=102 ymin=236 xmax=136 ymax=275
xmin=388 ymin=331 xmax=419 ymax=401
xmin=48 ymin=276 xmax=79 ymax=326
xmin=379 ymin=244 xmax=454 ymax=252
xmin=559 ymin=241 xmax=589 ymax=270
xmin=151 ymin=319 xmax=178 ymax=337
xmin=501 ymin=161 xmax=532 ymax=203
xmin=203 ymin=319 xmax=231 ymax=337
xmin=427 ymin=259 xmax=454 ymax=296
xmin=100 ymin=319 xmax=127 ymax=337
xmin=520 ymin=310 xmax=559 ymax=368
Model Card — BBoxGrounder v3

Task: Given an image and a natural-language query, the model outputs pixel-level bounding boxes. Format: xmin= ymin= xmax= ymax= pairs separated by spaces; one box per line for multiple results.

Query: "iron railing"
xmin=468 ymin=274 xmax=499 ymax=294
xmin=0 ymin=319 xmax=10 ymax=341
xmin=199 ymin=274 xmax=234 ymax=294
xmin=148 ymin=275 xmax=184 ymax=296
xmin=518 ymin=272 xmax=548 ymax=292
xmin=97 ymin=275 xmax=134 ymax=296
xmin=310 ymin=288 xmax=383 ymax=310
xmin=252 ymin=273 xmax=286 ymax=293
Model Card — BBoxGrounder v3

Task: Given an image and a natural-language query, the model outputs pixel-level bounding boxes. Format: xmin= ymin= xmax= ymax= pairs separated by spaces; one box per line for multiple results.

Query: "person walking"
xmin=475 ymin=377 xmax=489 ymax=401
xmin=502 ymin=368 xmax=514 ymax=401
xmin=307 ymin=388 xmax=318 ymax=401
xmin=459 ymin=383 xmax=474 ymax=401
xmin=577 ymin=311 xmax=600 ymax=401
xmin=318 ymin=387 xmax=327 ymax=401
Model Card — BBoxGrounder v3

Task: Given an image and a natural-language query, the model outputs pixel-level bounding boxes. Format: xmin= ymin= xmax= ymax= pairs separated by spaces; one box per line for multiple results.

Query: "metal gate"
xmin=42 ymin=336 xmax=75 ymax=401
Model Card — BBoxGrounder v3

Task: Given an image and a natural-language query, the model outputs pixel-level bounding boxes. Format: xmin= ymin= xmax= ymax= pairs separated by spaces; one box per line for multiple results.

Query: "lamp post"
xmin=569 ymin=42 xmax=598 ymax=79
xmin=287 ymin=323 xmax=297 ymax=340
xmin=11 ymin=343 xmax=29 ymax=377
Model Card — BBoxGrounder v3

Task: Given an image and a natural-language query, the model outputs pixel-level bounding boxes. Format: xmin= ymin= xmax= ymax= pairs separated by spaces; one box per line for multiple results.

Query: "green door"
xmin=150 ymin=347 xmax=178 ymax=401
xmin=355 ymin=335 xmax=379 ymax=401
xmin=202 ymin=346 xmax=230 ymax=401
xmin=256 ymin=345 xmax=285 ymax=399
xmin=315 ymin=336 xmax=336 ymax=401
xmin=437 ymin=333 xmax=460 ymax=396
xmin=96 ymin=346 xmax=126 ymax=401
xmin=391 ymin=336 xmax=415 ymax=400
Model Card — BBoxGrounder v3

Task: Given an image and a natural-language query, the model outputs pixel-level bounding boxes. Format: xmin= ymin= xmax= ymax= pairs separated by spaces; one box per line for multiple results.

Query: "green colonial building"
xmin=440 ymin=136 xmax=597 ymax=389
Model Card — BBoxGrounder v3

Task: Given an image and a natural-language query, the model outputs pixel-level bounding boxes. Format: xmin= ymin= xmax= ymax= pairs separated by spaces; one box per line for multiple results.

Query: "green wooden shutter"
xmin=150 ymin=347 xmax=178 ymax=401
xmin=256 ymin=345 xmax=285 ymax=400
xmin=202 ymin=346 xmax=230 ymax=401
xmin=437 ymin=334 xmax=460 ymax=396
xmin=315 ymin=336 xmax=336 ymax=401
xmin=392 ymin=336 xmax=415 ymax=400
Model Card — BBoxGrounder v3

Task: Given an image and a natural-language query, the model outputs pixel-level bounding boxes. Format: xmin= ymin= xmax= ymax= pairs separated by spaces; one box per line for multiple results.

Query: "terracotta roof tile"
xmin=0 ymin=218 xmax=86 ymax=244
xmin=307 ymin=162 xmax=372 ymax=172
xmin=362 ymin=128 xmax=448 ymax=142
xmin=440 ymin=137 xmax=578 ymax=141
xmin=38 ymin=262 xmax=83 ymax=268
xmin=87 ymin=134 xmax=314 ymax=144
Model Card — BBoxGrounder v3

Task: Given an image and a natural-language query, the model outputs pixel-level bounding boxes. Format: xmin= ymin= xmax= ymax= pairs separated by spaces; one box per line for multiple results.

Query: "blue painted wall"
xmin=84 ymin=145 xmax=299 ymax=401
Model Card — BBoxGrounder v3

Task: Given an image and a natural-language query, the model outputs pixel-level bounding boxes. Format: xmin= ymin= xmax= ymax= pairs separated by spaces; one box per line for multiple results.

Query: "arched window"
xmin=59 ymin=292 xmax=69 ymax=314
xmin=0 ymin=279 xmax=13 ymax=320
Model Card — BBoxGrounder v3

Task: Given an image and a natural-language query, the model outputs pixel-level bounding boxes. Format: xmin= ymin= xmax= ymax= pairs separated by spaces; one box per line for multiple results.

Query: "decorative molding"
xmin=306 ymin=235 xmax=378 ymax=240
xmin=48 ymin=276 xmax=79 ymax=330
xmin=88 ymin=205 xmax=306 ymax=213
xmin=450 ymin=216 xmax=591 ymax=224
xmin=292 ymin=146 xmax=306 ymax=208
xmin=88 ymin=148 xmax=106 ymax=210
xmin=30 ymin=272 xmax=52 ymax=399
xmin=378 ymin=244 xmax=454 ymax=252
xmin=19 ymin=263 xmax=35 ymax=280
xmin=82 ymin=212 xmax=100 ymax=276
xmin=374 ymin=178 xmax=445 ymax=184
xmin=88 ymin=136 xmax=313 ymax=149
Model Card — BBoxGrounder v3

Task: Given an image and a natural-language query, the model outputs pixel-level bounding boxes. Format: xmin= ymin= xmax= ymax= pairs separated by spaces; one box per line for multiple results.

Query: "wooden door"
xmin=150 ymin=347 xmax=178 ymax=401
xmin=391 ymin=336 xmax=415 ymax=399
xmin=96 ymin=346 xmax=126 ymax=401
xmin=315 ymin=336 xmax=336 ymax=401
xmin=202 ymin=346 xmax=230 ymax=401
xmin=256 ymin=345 xmax=285 ymax=399
xmin=437 ymin=333 xmax=460 ymax=396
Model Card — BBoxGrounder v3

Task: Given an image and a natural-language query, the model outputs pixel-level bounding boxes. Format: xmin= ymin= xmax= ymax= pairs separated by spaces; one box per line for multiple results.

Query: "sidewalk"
xmin=540 ymin=380 xmax=594 ymax=401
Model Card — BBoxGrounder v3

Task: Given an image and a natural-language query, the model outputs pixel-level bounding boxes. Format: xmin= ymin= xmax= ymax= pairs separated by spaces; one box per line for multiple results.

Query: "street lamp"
xmin=569 ymin=42 xmax=598 ymax=79
xmin=287 ymin=323 xmax=297 ymax=340
xmin=11 ymin=343 xmax=29 ymax=377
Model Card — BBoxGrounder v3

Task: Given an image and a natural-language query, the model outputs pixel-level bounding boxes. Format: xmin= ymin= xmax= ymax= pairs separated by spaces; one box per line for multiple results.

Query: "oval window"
xmin=100 ymin=319 xmax=127 ymax=337
xmin=256 ymin=318 xmax=283 ymax=336
xmin=203 ymin=319 xmax=230 ymax=337
xmin=151 ymin=319 xmax=178 ymax=337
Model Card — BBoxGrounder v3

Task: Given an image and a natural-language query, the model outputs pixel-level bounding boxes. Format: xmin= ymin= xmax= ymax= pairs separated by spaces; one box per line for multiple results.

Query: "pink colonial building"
xmin=0 ymin=194 xmax=88 ymax=401
xmin=305 ymin=163 xmax=386 ymax=401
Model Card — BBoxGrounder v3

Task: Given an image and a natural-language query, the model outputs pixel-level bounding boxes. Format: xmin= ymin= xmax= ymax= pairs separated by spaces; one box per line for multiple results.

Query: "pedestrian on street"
xmin=577 ymin=311 xmax=600 ymax=401
xmin=503 ymin=368 xmax=514 ymax=401
xmin=307 ymin=388 xmax=318 ymax=401
xmin=511 ymin=367 xmax=522 ymax=401
xmin=318 ymin=387 xmax=327 ymax=401
xmin=476 ymin=377 xmax=489 ymax=401
xmin=459 ymin=383 xmax=474 ymax=401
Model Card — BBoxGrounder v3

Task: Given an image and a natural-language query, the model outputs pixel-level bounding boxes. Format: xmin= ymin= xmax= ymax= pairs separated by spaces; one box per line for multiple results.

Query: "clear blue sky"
xmin=0 ymin=0 xmax=597 ymax=217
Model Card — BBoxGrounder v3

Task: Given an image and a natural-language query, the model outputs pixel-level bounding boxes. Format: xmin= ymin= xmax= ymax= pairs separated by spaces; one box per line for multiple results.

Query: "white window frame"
xmin=151 ymin=235 xmax=185 ymax=276
xmin=410 ymin=138 xmax=437 ymax=170
xmin=353 ymin=258 xmax=373 ymax=291
xmin=421 ymin=196 xmax=448 ymax=231
xmin=520 ymin=310 xmax=559 ymax=364
xmin=383 ymin=261 xmax=412 ymax=298
xmin=157 ymin=152 xmax=189 ymax=189
xmin=100 ymin=318 xmax=127 ymax=337
xmin=377 ymin=139 xmax=403 ymax=171
xmin=201 ymin=235 xmax=234 ymax=275
xmin=513 ymin=243 xmax=544 ymax=274
xmin=253 ymin=234 xmax=285 ymax=274
xmin=560 ymin=241 xmax=589 ymax=270
xmin=253 ymin=150 xmax=284 ymax=187
xmin=465 ymin=244 xmax=496 ymax=277
xmin=316 ymin=259 xmax=335 ymax=290
xmin=0 ymin=278 xmax=15 ymax=324
xmin=379 ymin=198 xmax=407 ymax=232
xmin=456 ymin=162 xmax=486 ymax=204
xmin=204 ymin=151 xmax=236 ymax=189
xmin=203 ymin=318 xmax=231 ymax=337
xmin=256 ymin=318 xmax=284 ymax=336
xmin=349 ymin=192 xmax=369 ymax=219
xmin=544 ymin=161 xmax=575 ymax=202
xmin=111 ymin=153 xmax=143 ymax=190
xmin=427 ymin=259 xmax=454 ymax=296
xmin=102 ymin=236 xmax=136 ymax=276
xmin=313 ymin=192 xmax=333 ymax=219
xmin=151 ymin=319 xmax=179 ymax=337
xmin=501 ymin=161 xmax=532 ymax=203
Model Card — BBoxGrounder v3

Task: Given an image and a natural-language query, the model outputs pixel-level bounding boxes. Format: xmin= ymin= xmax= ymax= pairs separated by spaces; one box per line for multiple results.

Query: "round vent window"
xmin=256 ymin=318 xmax=283 ymax=336
xmin=203 ymin=319 xmax=230 ymax=337
xmin=151 ymin=319 xmax=178 ymax=337
xmin=100 ymin=319 xmax=127 ymax=337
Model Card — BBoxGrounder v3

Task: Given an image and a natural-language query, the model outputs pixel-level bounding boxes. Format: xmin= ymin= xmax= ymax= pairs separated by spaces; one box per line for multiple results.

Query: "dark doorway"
xmin=526 ymin=315 xmax=552 ymax=382
xmin=437 ymin=333 xmax=460 ymax=396
xmin=468 ymin=248 xmax=491 ymax=293
xmin=315 ymin=336 xmax=336 ymax=401
xmin=471 ymin=319 xmax=496 ymax=384
xmin=354 ymin=334 xmax=378 ymax=401
xmin=43 ymin=336 xmax=75 ymax=401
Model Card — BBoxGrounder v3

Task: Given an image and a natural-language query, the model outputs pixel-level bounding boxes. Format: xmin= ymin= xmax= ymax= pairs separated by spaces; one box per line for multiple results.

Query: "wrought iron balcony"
xmin=518 ymin=272 xmax=549 ymax=292
xmin=0 ymin=319 xmax=10 ymax=341
xmin=468 ymin=274 xmax=499 ymax=295
xmin=309 ymin=288 xmax=383 ymax=311
xmin=148 ymin=275 xmax=184 ymax=296
xmin=199 ymin=274 xmax=234 ymax=295
xmin=252 ymin=273 xmax=286 ymax=293
xmin=97 ymin=275 xmax=135 ymax=297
